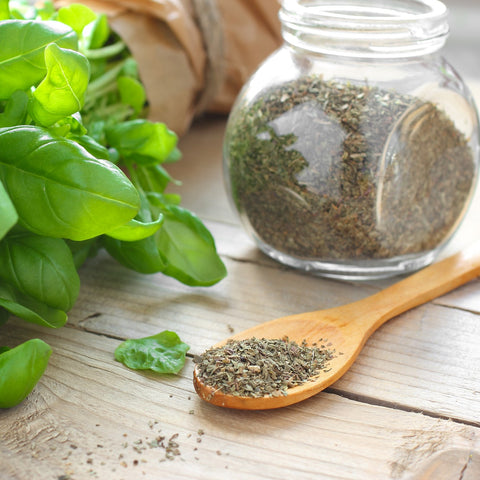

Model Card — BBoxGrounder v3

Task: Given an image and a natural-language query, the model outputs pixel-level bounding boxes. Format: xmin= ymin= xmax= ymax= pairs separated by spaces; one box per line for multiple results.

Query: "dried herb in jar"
xmin=225 ymin=77 xmax=475 ymax=260
xmin=193 ymin=337 xmax=336 ymax=398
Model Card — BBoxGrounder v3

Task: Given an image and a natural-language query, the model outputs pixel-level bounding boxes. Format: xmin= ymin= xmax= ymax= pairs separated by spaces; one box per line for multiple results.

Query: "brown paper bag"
xmin=55 ymin=0 xmax=282 ymax=135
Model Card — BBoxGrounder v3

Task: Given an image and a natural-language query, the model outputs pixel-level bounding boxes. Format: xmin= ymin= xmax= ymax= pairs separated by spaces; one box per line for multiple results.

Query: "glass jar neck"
xmin=279 ymin=0 xmax=449 ymax=59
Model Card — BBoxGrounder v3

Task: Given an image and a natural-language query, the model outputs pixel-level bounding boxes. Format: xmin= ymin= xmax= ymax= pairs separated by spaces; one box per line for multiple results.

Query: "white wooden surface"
xmin=1 ymin=82 xmax=479 ymax=480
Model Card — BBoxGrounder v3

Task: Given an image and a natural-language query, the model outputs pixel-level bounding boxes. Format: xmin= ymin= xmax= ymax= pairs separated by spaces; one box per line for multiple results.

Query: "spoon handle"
xmin=348 ymin=243 xmax=480 ymax=334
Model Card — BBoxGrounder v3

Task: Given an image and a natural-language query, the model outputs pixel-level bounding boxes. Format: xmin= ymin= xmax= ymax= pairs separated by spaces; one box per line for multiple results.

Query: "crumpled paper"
xmin=55 ymin=0 xmax=282 ymax=135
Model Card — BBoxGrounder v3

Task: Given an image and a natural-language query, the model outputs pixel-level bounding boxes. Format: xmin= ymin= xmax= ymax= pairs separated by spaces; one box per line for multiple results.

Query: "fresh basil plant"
xmin=0 ymin=0 xmax=226 ymax=408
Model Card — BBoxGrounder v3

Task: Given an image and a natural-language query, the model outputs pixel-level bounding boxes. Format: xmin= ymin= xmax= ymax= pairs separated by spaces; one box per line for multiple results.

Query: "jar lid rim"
xmin=279 ymin=0 xmax=449 ymax=57
xmin=281 ymin=0 xmax=448 ymax=25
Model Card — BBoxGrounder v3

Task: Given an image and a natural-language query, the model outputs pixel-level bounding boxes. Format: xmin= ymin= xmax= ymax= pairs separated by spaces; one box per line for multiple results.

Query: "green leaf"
xmin=161 ymin=193 xmax=182 ymax=206
xmin=102 ymin=235 xmax=167 ymax=274
xmin=0 ymin=19 xmax=77 ymax=100
xmin=102 ymin=189 xmax=166 ymax=272
xmin=0 ymin=181 xmax=18 ymax=240
xmin=114 ymin=331 xmax=190 ymax=374
xmin=105 ymin=215 xmax=164 ymax=241
xmin=0 ymin=232 xmax=79 ymax=311
xmin=0 ymin=125 xmax=140 ymax=241
xmin=156 ymin=205 xmax=227 ymax=286
xmin=84 ymin=41 xmax=125 ymax=62
xmin=49 ymin=113 xmax=87 ymax=138
xmin=65 ymin=238 xmax=99 ymax=269
xmin=57 ymin=3 xmax=96 ymax=35
xmin=0 ymin=284 xmax=67 ymax=328
xmin=120 ymin=57 xmax=139 ymax=78
xmin=35 ymin=1 xmax=56 ymax=21
xmin=29 ymin=43 xmax=90 ymax=126
xmin=164 ymin=146 xmax=182 ymax=163
xmin=135 ymin=164 xmax=179 ymax=194
xmin=105 ymin=119 xmax=178 ymax=165
xmin=0 ymin=0 xmax=10 ymax=20
xmin=103 ymin=199 xmax=226 ymax=284
xmin=147 ymin=191 xmax=182 ymax=207
xmin=107 ymin=147 xmax=120 ymax=164
xmin=0 ymin=338 xmax=52 ymax=408
xmin=0 ymin=90 xmax=29 ymax=127
xmin=71 ymin=134 xmax=110 ymax=160
xmin=117 ymin=76 xmax=146 ymax=115
xmin=84 ymin=13 xmax=109 ymax=49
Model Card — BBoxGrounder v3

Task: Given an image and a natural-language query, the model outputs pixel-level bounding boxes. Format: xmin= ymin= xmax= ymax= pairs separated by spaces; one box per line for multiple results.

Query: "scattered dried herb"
xmin=194 ymin=337 xmax=336 ymax=397
xmin=225 ymin=77 xmax=475 ymax=260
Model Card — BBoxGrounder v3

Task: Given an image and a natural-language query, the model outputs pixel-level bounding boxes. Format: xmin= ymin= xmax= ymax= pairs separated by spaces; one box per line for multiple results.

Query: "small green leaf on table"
xmin=115 ymin=331 xmax=190 ymax=374
xmin=0 ymin=338 xmax=52 ymax=408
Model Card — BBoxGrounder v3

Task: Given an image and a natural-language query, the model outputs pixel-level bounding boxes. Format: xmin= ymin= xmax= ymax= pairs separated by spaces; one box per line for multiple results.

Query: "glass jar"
xmin=223 ymin=0 xmax=480 ymax=279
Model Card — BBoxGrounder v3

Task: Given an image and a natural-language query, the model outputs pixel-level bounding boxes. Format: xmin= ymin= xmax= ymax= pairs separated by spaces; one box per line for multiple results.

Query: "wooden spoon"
xmin=193 ymin=243 xmax=480 ymax=410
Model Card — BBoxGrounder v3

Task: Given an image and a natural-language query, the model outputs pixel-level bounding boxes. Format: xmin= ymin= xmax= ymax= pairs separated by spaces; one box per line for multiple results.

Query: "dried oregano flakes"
xmin=194 ymin=337 xmax=336 ymax=398
xmin=225 ymin=77 xmax=475 ymax=260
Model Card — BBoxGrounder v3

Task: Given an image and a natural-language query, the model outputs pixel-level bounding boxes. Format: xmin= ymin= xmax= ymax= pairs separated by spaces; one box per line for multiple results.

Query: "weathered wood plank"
xmin=437 ymin=280 xmax=480 ymax=314
xmin=332 ymin=302 xmax=480 ymax=424
xmin=1 ymin=324 xmax=479 ymax=480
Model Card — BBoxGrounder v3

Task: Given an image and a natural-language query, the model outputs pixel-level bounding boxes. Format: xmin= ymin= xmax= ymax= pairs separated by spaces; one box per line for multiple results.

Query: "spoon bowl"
xmin=193 ymin=243 xmax=480 ymax=409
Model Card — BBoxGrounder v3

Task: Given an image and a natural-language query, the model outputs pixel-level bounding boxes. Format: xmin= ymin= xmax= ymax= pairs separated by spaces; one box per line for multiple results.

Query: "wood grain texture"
xmin=0 ymin=323 xmax=479 ymax=480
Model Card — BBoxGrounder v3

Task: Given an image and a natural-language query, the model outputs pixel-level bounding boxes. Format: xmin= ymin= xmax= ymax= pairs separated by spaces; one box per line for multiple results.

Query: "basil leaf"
xmin=136 ymin=164 xmax=179 ymax=194
xmin=0 ymin=125 xmax=140 ymax=241
xmin=0 ymin=90 xmax=28 ymax=127
xmin=105 ymin=215 xmax=164 ymax=242
xmin=29 ymin=43 xmax=90 ymax=126
xmin=71 ymin=135 xmax=110 ymax=160
xmin=146 ymin=191 xmax=181 ymax=207
xmin=83 ymin=13 xmax=109 ymax=50
xmin=164 ymin=146 xmax=182 ymax=163
xmin=102 ymin=188 xmax=167 ymax=271
xmin=0 ymin=0 xmax=10 ymax=20
xmin=0 ymin=180 xmax=17 ymax=240
xmin=50 ymin=113 xmax=87 ymax=137
xmin=114 ymin=331 xmax=190 ymax=374
xmin=0 ymin=284 xmax=67 ymax=328
xmin=65 ymin=238 xmax=99 ymax=269
xmin=0 ymin=338 xmax=51 ymax=408
xmin=0 ymin=19 xmax=77 ymax=99
xmin=105 ymin=119 xmax=177 ymax=165
xmin=117 ymin=76 xmax=146 ymax=115
xmin=35 ymin=2 xmax=56 ymax=21
xmin=156 ymin=205 xmax=227 ymax=286
xmin=57 ymin=3 xmax=96 ymax=35
xmin=102 ymin=235 xmax=167 ymax=274
xmin=0 ymin=232 xmax=79 ymax=311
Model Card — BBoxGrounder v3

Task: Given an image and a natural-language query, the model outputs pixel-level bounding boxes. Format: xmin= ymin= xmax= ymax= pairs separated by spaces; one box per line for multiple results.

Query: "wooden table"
xmin=2 ymin=82 xmax=480 ymax=480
